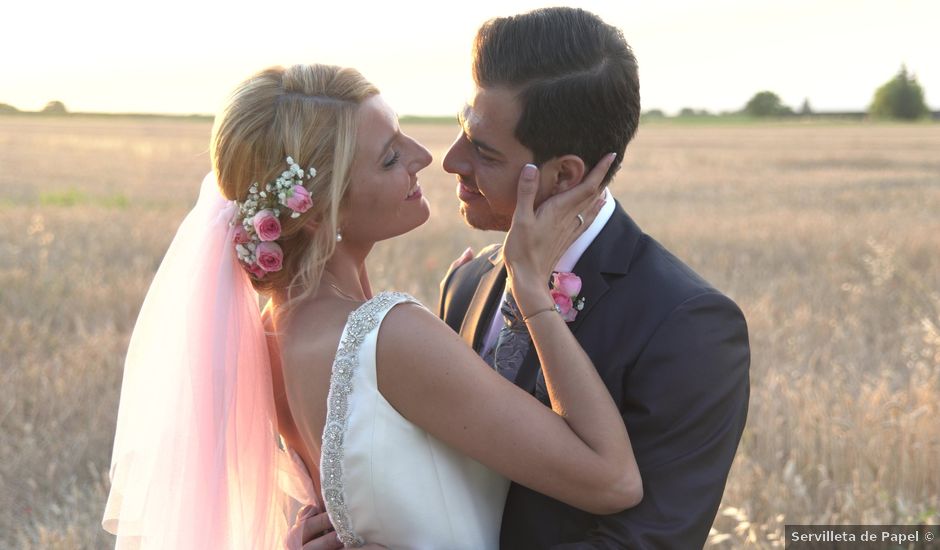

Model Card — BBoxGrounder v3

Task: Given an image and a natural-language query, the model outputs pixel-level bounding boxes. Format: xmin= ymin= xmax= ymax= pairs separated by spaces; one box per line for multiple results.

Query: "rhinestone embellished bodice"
xmin=318 ymin=291 xmax=509 ymax=549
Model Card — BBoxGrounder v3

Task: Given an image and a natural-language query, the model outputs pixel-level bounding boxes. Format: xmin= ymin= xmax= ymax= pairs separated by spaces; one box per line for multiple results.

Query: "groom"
xmin=438 ymin=8 xmax=750 ymax=548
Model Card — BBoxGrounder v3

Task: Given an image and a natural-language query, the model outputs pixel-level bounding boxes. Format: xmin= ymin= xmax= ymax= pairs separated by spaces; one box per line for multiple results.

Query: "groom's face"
xmin=443 ymin=86 xmax=541 ymax=232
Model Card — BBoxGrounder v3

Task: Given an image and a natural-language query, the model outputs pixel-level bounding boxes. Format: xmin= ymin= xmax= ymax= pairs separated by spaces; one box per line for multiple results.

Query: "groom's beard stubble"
xmin=458 ymin=201 xmax=512 ymax=232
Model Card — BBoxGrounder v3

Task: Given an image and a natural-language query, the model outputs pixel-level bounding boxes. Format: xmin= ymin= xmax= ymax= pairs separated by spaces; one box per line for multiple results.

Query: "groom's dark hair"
xmin=473 ymin=7 xmax=639 ymax=184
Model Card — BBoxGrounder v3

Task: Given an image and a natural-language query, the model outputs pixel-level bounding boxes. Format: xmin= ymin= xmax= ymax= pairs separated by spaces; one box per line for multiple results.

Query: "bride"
xmin=102 ymin=64 xmax=641 ymax=549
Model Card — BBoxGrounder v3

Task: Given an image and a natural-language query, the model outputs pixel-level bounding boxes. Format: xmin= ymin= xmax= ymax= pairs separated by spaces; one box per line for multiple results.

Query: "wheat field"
xmin=1 ymin=116 xmax=938 ymax=548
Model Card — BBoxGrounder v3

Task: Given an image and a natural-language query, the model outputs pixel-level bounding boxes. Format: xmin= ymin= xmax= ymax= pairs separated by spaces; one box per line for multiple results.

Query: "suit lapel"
xmin=514 ymin=202 xmax=642 ymax=394
xmin=458 ymin=248 xmax=506 ymax=352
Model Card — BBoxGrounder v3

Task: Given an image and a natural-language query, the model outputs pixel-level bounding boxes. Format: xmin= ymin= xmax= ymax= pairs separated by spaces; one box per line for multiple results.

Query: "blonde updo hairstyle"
xmin=211 ymin=64 xmax=379 ymax=308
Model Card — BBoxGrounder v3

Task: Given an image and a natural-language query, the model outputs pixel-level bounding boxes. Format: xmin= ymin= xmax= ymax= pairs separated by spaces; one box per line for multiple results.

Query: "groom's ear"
xmin=544 ymin=155 xmax=586 ymax=195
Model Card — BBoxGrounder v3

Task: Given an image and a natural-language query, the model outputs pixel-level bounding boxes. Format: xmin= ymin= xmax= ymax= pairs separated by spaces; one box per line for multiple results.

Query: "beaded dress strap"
xmin=320 ymin=291 xmax=420 ymax=547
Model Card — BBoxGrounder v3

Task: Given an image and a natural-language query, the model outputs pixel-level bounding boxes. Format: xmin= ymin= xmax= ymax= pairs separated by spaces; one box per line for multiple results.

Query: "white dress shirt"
xmin=480 ymin=189 xmax=616 ymax=356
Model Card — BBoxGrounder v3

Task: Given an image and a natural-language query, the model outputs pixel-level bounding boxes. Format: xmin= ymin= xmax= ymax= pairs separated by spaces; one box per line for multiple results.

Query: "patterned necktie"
xmin=483 ymin=292 xmax=531 ymax=382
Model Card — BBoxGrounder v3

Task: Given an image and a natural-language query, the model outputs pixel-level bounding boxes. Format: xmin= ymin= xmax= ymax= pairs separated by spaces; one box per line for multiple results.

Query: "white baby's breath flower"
xmin=232 ymin=157 xmax=320 ymax=241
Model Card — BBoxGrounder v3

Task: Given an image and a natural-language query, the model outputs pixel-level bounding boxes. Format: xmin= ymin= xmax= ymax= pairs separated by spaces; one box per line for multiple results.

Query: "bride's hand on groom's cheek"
xmin=533 ymin=151 xmax=615 ymax=230
xmin=503 ymin=153 xmax=613 ymax=289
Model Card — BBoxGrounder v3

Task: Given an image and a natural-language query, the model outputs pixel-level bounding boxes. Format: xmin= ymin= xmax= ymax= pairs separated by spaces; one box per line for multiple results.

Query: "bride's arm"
xmin=377 ymin=156 xmax=642 ymax=515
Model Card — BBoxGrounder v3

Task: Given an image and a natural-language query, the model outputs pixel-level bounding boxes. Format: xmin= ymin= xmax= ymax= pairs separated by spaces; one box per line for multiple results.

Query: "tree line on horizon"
xmin=1 ymin=66 xmax=933 ymax=122
xmin=644 ymin=66 xmax=933 ymax=121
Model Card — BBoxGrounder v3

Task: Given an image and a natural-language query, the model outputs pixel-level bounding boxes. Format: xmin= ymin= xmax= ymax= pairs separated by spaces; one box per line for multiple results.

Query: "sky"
xmin=2 ymin=0 xmax=938 ymax=117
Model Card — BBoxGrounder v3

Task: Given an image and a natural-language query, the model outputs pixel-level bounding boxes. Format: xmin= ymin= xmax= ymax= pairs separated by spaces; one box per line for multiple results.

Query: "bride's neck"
xmin=323 ymin=243 xmax=373 ymax=301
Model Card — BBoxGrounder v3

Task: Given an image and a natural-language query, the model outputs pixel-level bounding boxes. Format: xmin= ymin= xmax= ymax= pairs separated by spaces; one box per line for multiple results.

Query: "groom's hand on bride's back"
xmin=448 ymin=246 xmax=475 ymax=272
xmin=292 ymin=504 xmax=340 ymax=550
xmin=296 ymin=505 xmax=387 ymax=549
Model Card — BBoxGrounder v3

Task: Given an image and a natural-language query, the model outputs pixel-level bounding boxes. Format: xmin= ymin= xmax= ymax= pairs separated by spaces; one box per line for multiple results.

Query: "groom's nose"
xmin=442 ymin=133 xmax=471 ymax=176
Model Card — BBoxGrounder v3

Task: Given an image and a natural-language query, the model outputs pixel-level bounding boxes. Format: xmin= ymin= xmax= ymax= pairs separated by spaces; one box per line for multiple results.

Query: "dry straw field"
xmin=1 ymin=115 xmax=938 ymax=548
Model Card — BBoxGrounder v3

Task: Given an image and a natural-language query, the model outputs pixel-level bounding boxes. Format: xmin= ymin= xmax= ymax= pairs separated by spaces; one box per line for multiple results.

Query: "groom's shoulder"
xmin=638 ymin=236 xmax=713 ymax=293
xmin=438 ymin=243 xmax=502 ymax=319
xmin=601 ymin=207 xmax=712 ymax=299
xmin=472 ymin=242 xmax=503 ymax=265
xmin=442 ymin=243 xmax=502 ymax=291
xmin=628 ymin=232 xmax=744 ymax=322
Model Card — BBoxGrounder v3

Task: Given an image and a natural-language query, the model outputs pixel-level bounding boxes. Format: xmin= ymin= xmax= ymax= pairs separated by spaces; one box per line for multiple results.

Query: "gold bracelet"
xmin=522 ymin=306 xmax=557 ymax=322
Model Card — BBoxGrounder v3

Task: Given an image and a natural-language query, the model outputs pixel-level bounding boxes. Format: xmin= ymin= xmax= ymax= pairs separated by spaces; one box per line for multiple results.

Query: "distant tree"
xmin=744 ymin=91 xmax=792 ymax=117
xmin=642 ymin=108 xmax=666 ymax=119
xmin=678 ymin=107 xmax=713 ymax=117
xmin=0 ymin=102 xmax=20 ymax=113
xmin=869 ymin=66 xmax=929 ymax=120
xmin=41 ymin=101 xmax=68 ymax=114
xmin=799 ymin=98 xmax=813 ymax=115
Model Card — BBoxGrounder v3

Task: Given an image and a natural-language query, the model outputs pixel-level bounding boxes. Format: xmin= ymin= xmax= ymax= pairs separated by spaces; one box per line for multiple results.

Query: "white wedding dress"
xmin=282 ymin=291 xmax=510 ymax=549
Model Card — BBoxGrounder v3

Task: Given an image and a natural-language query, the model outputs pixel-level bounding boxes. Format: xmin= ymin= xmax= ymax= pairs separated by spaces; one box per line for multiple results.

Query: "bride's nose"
xmin=410 ymin=140 xmax=433 ymax=172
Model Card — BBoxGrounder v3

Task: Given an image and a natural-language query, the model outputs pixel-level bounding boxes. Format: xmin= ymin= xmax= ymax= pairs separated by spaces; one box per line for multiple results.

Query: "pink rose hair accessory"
xmin=232 ymin=156 xmax=317 ymax=279
xmin=252 ymin=210 xmax=282 ymax=242
xmin=284 ymin=185 xmax=313 ymax=213
xmin=233 ymin=225 xmax=250 ymax=245
xmin=246 ymin=262 xmax=267 ymax=280
xmin=550 ymin=272 xmax=585 ymax=322
xmin=255 ymin=241 xmax=283 ymax=272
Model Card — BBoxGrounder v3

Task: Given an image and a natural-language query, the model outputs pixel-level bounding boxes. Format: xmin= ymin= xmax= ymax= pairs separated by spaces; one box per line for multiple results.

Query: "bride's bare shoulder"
xmin=376 ymin=300 xmax=479 ymax=374
xmin=279 ymin=296 xmax=360 ymax=374
xmin=274 ymin=296 xmax=362 ymax=451
xmin=378 ymin=295 xmax=452 ymax=331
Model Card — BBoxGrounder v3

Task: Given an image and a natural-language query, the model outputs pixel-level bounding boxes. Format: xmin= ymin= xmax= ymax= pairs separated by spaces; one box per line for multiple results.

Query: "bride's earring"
xmin=336 ymin=231 xmax=343 ymax=243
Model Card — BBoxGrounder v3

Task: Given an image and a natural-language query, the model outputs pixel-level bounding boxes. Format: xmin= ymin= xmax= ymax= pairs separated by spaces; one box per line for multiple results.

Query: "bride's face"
xmin=341 ymin=95 xmax=432 ymax=244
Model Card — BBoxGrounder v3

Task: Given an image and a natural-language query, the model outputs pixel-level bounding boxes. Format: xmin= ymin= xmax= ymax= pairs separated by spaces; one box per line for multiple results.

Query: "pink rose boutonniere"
xmin=550 ymin=272 xmax=585 ymax=322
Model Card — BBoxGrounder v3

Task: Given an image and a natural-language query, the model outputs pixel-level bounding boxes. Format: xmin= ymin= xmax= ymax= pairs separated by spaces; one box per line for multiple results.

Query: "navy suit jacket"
xmin=438 ymin=203 xmax=750 ymax=549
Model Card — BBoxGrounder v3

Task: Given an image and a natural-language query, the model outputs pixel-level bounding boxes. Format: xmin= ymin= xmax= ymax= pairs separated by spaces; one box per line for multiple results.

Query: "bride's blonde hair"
xmin=211 ymin=64 xmax=379 ymax=308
